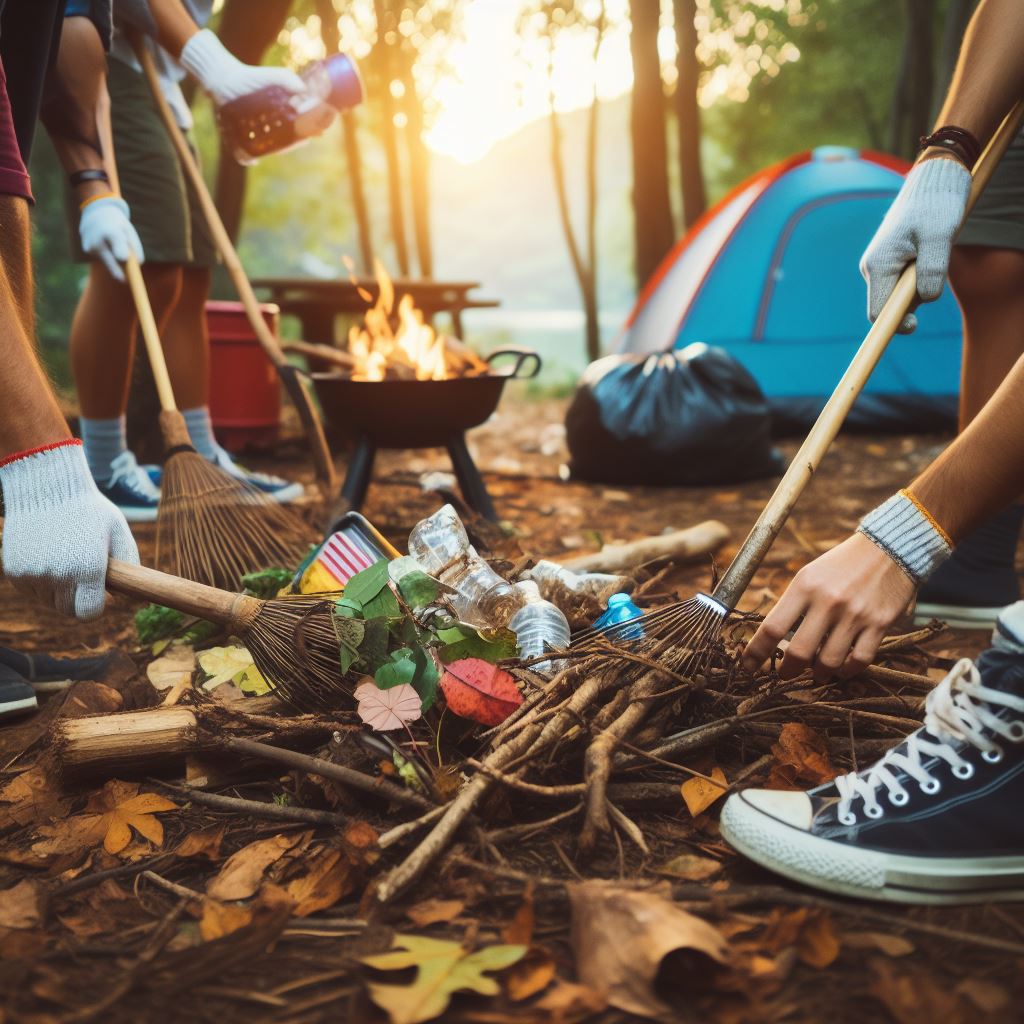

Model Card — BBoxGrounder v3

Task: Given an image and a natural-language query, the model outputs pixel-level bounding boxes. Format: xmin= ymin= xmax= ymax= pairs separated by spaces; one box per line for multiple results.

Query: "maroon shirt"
xmin=0 ymin=57 xmax=31 ymax=201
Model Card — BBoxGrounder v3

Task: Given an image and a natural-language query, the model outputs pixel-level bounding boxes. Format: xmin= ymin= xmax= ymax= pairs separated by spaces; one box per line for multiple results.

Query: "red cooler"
xmin=206 ymin=300 xmax=281 ymax=453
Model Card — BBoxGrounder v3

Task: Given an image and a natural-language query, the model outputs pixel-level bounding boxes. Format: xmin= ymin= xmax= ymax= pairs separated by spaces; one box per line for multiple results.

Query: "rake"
xmin=571 ymin=101 xmax=1024 ymax=675
xmin=106 ymin=558 xmax=346 ymax=709
xmin=132 ymin=35 xmax=338 ymax=506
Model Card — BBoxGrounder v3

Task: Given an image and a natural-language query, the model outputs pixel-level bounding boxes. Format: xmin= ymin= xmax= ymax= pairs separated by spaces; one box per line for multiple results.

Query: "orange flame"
xmin=347 ymin=259 xmax=449 ymax=381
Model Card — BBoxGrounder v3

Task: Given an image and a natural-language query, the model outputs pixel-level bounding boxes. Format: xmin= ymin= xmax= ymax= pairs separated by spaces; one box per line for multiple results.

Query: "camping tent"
xmin=616 ymin=146 xmax=963 ymax=430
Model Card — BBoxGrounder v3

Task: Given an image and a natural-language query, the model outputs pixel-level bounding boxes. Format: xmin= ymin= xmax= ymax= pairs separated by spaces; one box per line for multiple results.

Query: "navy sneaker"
xmin=721 ymin=604 xmax=1024 ymax=905
xmin=210 ymin=447 xmax=304 ymax=504
xmin=914 ymin=505 xmax=1023 ymax=629
xmin=0 ymin=664 xmax=37 ymax=720
xmin=0 ymin=647 xmax=118 ymax=695
xmin=97 ymin=451 xmax=161 ymax=522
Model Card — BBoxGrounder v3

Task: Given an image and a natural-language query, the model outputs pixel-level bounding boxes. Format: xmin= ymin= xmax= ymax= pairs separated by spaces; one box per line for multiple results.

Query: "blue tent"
xmin=617 ymin=146 xmax=962 ymax=430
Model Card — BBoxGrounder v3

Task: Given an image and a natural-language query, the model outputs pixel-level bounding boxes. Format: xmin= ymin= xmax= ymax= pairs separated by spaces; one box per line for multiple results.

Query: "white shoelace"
xmin=835 ymin=658 xmax=1024 ymax=825
xmin=211 ymin=446 xmax=287 ymax=487
xmin=109 ymin=451 xmax=161 ymax=500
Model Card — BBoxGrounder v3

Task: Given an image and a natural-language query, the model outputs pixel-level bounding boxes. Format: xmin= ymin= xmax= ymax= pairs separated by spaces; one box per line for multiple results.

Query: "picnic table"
xmin=250 ymin=276 xmax=500 ymax=343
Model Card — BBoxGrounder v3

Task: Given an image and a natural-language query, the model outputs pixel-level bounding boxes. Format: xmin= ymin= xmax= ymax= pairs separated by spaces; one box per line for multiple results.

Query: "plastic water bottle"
xmin=408 ymin=505 xmax=522 ymax=627
xmin=509 ymin=580 xmax=571 ymax=675
xmin=525 ymin=560 xmax=634 ymax=599
xmin=217 ymin=52 xmax=363 ymax=165
xmin=593 ymin=593 xmax=645 ymax=641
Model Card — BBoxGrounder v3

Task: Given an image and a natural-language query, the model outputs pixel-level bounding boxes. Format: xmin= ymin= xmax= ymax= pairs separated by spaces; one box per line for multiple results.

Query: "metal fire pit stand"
xmin=313 ymin=348 xmax=542 ymax=526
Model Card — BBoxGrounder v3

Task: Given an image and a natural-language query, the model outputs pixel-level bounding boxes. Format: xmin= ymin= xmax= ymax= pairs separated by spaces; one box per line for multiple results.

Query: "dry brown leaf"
xmin=504 ymin=950 xmax=556 ymax=1002
xmin=285 ymin=846 xmax=353 ymax=917
xmin=502 ymin=886 xmax=535 ymax=946
xmin=955 ymin=978 xmax=1010 ymax=1014
xmin=405 ymin=898 xmax=465 ymax=927
xmin=207 ymin=833 xmax=306 ymax=901
xmin=795 ymin=911 xmax=840 ymax=968
xmin=175 ymin=825 xmax=227 ymax=862
xmin=344 ymin=820 xmax=380 ymax=852
xmin=0 ymin=765 xmax=68 ymax=828
xmin=770 ymin=723 xmax=835 ymax=787
xmin=844 ymin=931 xmax=914 ymax=957
xmin=0 ymin=880 xmax=42 ymax=929
xmin=869 ymin=958 xmax=968 ymax=1024
xmin=656 ymin=852 xmax=722 ymax=881
xmin=534 ymin=979 xmax=606 ymax=1016
xmin=680 ymin=767 xmax=728 ymax=817
xmin=568 ymin=880 xmax=727 ymax=1018
xmin=199 ymin=899 xmax=254 ymax=942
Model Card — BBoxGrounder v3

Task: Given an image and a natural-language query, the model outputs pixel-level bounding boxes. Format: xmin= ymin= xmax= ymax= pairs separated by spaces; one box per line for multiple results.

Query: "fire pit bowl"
xmin=312 ymin=347 xmax=541 ymax=521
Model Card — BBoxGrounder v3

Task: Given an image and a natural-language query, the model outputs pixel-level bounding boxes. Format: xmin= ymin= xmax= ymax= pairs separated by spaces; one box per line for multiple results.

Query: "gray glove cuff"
xmin=857 ymin=489 xmax=953 ymax=586
xmin=0 ymin=440 xmax=92 ymax=510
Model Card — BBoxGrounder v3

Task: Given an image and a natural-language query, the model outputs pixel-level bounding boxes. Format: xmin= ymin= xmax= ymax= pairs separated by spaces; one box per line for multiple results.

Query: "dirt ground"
xmin=0 ymin=394 xmax=1020 ymax=1024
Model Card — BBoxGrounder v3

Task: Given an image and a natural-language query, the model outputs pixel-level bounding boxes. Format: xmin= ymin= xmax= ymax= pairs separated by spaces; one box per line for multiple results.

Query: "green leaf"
xmin=135 ymin=604 xmax=185 ymax=646
xmin=344 ymin=560 xmax=401 ymax=619
xmin=437 ymin=625 xmax=519 ymax=665
xmin=361 ymin=934 xmax=527 ymax=1024
xmin=240 ymin=567 xmax=293 ymax=599
xmin=375 ymin=657 xmax=417 ymax=690
xmin=396 ymin=569 xmax=442 ymax=610
xmin=335 ymin=597 xmax=364 ymax=619
xmin=182 ymin=619 xmax=220 ymax=646
xmin=358 ymin=618 xmax=391 ymax=674
xmin=410 ymin=648 xmax=439 ymax=711
xmin=333 ymin=616 xmax=365 ymax=676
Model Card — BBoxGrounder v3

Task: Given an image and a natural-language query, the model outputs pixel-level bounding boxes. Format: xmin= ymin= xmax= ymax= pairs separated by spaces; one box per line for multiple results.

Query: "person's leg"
xmin=162 ymin=264 xmax=209 ymax=412
xmin=914 ymin=245 xmax=1024 ymax=626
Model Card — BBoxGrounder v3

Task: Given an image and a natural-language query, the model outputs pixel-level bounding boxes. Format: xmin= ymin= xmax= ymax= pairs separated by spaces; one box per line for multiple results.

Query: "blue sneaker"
xmin=210 ymin=447 xmax=304 ymax=504
xmin=97 ymin=451 xmax=161 ymax=522
xmin=143 ymin=463 xmax=162 ymax=487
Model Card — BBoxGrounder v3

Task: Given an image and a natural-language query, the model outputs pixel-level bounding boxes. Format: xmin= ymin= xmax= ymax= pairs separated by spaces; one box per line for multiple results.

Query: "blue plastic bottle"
xmin=593 ymin=593 xmax=645 ymax=641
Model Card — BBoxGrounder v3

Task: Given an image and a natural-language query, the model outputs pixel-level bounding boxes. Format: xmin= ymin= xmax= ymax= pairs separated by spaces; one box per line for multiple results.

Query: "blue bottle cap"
xmin=323 ymin=53 xmax=364 ymax=111
xmin=593 ymin=593 xmax=644 ymax=630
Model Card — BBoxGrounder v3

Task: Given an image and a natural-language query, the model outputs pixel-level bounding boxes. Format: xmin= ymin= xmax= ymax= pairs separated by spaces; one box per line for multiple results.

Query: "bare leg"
xmin=161 ymin=265 xmax=210 ymax=410
xmin=70 ymin=261 xmax=182 ymax=419
xmin=949 ymin=245 xmax=1024 ymax=429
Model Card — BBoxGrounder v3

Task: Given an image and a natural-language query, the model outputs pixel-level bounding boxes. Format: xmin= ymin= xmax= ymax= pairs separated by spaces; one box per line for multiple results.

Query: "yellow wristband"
xmin=78 ymin=191 xmax=118 ymax=212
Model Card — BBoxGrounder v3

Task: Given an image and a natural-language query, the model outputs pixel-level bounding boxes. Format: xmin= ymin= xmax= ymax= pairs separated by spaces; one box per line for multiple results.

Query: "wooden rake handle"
xmin=712 ymin=101 xmax=1024 ymax=611
xmin=130 ymin=35 xmax=338 ymax=496
xmin=106 ymin=558 xmax=261 ymax=629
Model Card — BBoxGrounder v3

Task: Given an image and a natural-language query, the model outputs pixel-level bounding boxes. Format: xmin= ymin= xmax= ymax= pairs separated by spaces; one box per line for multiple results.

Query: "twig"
xmin=607 ymin=802 xmax=649 ymax=855
xmin=152 ymin=779 xmax=349 ymax=826
xmin=378 ymin=804 xmax=449 ymax=849
xmin=138 ymin=870 xmax=204 ymax=903
xmin=862 ymin=664 xmax=937 ymax=689
xmin=52 ymin=853 xmax=174 ymax=901
xmin=465 ymin=758 xmax=584 ymax=797
xmin=221 ymin=735 xmax=431 ymax=810
xmin=486 ymin=804 xmax=583 ymax=844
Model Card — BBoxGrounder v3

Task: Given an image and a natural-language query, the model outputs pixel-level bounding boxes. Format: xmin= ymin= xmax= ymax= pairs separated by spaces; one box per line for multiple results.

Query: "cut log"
xmin=281 ymin=339 xmax=356 ymax=369
xmin=561 ymin=520 xmax=729 ymax=574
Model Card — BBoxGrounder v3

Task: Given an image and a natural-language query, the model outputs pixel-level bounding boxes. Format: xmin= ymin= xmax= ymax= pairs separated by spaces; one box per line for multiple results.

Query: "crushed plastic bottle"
xmin=593 ymin=593 xmax=645 ymax=641
xmin=217 ymin=52 xmax=363 ymax=165
xmin=408 ymin=504 xmax=522 ymax=627
xmin=525 ymin=560 xmax=634 ymax=600
xmin=508 ymin=580 xmax=571 ymax=676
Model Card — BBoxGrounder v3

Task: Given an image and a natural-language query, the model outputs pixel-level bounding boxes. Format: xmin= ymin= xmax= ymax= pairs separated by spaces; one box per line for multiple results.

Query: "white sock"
xmin=181 ymin=406 xmax=224 ymax=463
xmin=79 ymin=415 xmax=128 ymax=485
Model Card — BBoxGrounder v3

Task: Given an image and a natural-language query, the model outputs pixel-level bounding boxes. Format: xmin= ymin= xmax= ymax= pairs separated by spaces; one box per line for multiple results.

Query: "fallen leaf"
xmin=656 ymin=852 xmax=722 ymax=881
xmin=361 ymin=934 xmax=527 ymax=1024
xmin=355 ymin=680 xmax=422 ymax=731
xmin=199 ymin=899 xmax=253 ymax=941
xmin=869 ymin=958 xmax=968 ymax=1023
xmin=502 ymin=888 xmax=535 ymax=946
xmin=0 ymin=880 xmax=41 ymax=929
xmin=285 ymin=846 xmax=354 ymax=917
xmin=175 ymin=825 xmax=226 ymax=862
xmin=680 ymin=767 xmax=728 ymax=817
xmin=844 ymin=931 xmax=914 ymax=957
xmin=197 ymin=645 xmax=261 ymax=692
xmin=955 ymin=977 xmax=1010 ymax=1013
xmin=207 ymin=833 xmax=307 ymax=901
xmin=763 ymin=908 xmax=841 ymax=968
xmin=504 ymin=950 xmax=556 ymax=1002
xmin=534 ymin=979 xmax=606 ymax=1016
xmin=147 ymin=642 xmax=196 ymax=690
xmin=568 ymin=880 xmax=727 ymax=1018
xmin=440 ymin=658 xmax=523 ymax=726
xmin=405 ymin=898 xmax=465 ymax=927
xmin=770 ymin=723 xmax=835 ymax=787
xmin=0 ymin=765 xmax=69 ymax=828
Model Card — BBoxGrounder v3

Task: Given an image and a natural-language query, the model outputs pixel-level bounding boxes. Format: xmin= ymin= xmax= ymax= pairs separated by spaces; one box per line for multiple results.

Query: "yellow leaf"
xmin=197 ymin=645 xmax=258 ymax=692
xmin=199 ymin=899 xmax=253 ymax=941
xmin=680 ymin=767 xmax=728 ymax=816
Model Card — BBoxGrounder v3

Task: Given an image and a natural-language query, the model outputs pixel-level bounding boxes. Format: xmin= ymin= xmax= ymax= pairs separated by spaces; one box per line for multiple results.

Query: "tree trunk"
xmin=400 ymin=56 xmax=433 ymax=279
xmin=888 ymin=0 xmax=936 ymax=159
xmin=372 ymin=0 xmax=410 ymax=276
xmin=628 ymin=0 xmax=675 ymax=289
xmin=672 ymin=0 xmax=705 ymax=228
xmin=212 ymin=0 xmax=293 ymax=244
xmin=317 ymin=0 xmax=375 ymax=273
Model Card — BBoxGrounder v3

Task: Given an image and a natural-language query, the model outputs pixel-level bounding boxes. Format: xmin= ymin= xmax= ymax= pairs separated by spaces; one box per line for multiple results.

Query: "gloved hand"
xmin=79 ymin=196 xmax=144 ymax=283
xmin=0 ymin=440 xmax=139 ymax=620
xmin=180 ymin=28 xmax=307 ymax=106
xmin=860 ymin=156 xmax=972 ymax=333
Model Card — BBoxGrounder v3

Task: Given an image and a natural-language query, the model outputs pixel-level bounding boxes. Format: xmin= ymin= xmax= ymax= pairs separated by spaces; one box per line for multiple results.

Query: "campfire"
xmin=343 ymin=259 xmax=487 ymax=381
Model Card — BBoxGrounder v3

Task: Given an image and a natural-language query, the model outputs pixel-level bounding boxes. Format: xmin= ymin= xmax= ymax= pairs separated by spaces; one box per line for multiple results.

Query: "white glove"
xmin=180 ymin=29 xmax=306 ymax=106
xmin=859 ymin=157 xmax=971 ymax=334
xmin=0 ymin=441 xmax=139 ymax=620
xmin=79 ymin=197 xmax=145 ymax=283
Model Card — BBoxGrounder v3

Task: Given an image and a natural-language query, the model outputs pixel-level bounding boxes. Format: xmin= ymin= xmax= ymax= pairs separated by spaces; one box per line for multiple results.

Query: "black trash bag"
xmin=566 ymin=342 xmax=785 ymax=485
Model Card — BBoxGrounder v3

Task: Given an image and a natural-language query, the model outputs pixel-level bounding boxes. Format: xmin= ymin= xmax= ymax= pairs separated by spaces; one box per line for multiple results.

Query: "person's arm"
xmin=743 ymin=352 xmax=1024 ymax=680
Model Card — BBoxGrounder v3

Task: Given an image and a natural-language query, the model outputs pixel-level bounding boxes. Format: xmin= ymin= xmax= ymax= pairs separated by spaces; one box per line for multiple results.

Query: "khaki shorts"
xmin=67 ymin=56 xmax=217 ymax=267
xmin=958 ymin=128 xmax=1024 ymax=252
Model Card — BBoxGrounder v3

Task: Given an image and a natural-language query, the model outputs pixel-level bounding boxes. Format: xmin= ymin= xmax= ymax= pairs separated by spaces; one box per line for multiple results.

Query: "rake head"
xmin=155 ymin=445 xmax=315 ymax=592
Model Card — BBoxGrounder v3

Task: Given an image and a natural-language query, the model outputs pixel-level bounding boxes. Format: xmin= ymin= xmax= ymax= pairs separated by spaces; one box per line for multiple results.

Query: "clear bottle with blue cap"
xmin=593 ymin=593 xmax=645 ymax=641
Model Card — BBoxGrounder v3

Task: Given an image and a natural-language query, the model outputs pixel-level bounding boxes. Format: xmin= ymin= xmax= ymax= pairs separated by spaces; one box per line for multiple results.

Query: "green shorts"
xmin=957 ymin=128 xmax=1024 ymax=252
xmin=67 ymin=56 xmax=217 ymax=267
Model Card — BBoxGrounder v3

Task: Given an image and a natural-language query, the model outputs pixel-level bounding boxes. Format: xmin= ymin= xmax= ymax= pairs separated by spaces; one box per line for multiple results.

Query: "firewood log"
xmin=562 ymin=520 xmax=730 ymax=574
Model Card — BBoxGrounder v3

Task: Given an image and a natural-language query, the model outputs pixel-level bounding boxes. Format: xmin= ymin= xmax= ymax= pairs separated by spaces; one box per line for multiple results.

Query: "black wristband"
xmin=69 ymin=168 xmax=110 ymax=187
xmin=919 ymin=125 xmax=982 ymax=169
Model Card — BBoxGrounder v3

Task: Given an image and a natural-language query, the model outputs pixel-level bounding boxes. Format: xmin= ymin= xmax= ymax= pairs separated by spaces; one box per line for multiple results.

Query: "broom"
xmin=571 ymin=100 xmax=1024 ymax=674
xmin=131 ymin=35 xmax=338 ymax=505
xmin=102 ymin=139 xmax=315 ymax=591
xmin=106 ymin=559 xmax=346 ymax=709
